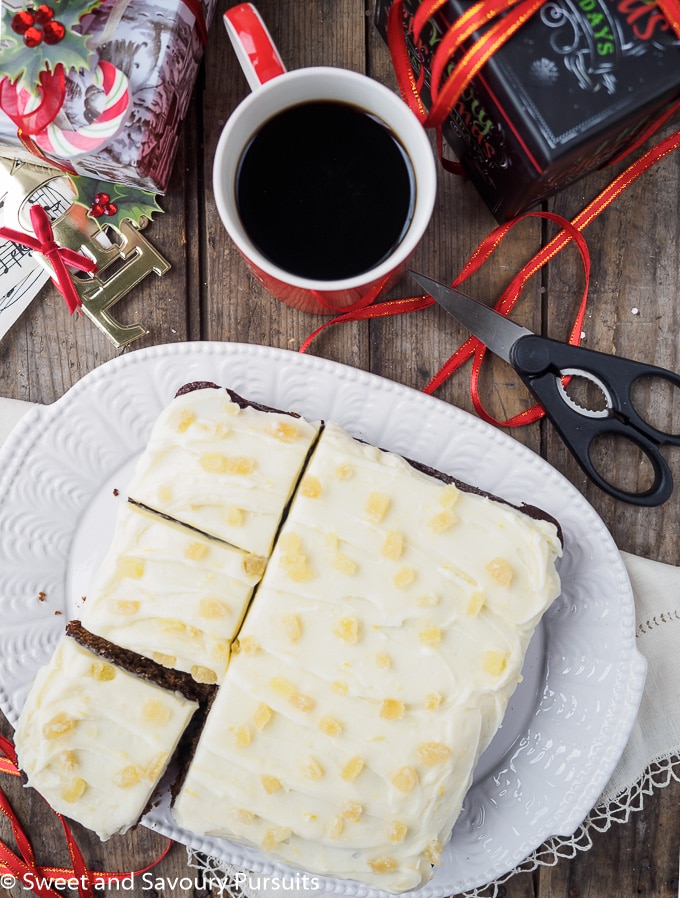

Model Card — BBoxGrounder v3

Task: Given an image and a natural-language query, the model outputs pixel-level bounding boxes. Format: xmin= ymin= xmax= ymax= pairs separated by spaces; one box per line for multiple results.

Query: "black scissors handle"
xmin=511 ymin=334 xmax=680 ymax=506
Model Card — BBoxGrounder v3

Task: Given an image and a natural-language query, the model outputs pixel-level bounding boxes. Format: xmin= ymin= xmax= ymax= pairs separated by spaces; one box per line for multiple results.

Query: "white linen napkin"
xmin=1 ymin=397 xmax=678 ymax=897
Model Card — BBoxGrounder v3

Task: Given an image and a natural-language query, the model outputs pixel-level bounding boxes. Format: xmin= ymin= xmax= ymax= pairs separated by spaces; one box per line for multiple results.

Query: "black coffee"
xmin=235 ymin=100 xmax=416 ymax=281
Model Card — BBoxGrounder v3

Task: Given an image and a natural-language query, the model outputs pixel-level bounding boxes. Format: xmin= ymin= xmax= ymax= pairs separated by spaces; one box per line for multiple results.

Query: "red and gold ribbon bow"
xmin=0 ymin=733 xmax=172 ymax=898
xmin=0 ymin=65 xmax=66 ymax=136
xmin=0 ymin=204 xmax=97 ymax=315
xmin=0 ymin=64 xmax=77 ymax=172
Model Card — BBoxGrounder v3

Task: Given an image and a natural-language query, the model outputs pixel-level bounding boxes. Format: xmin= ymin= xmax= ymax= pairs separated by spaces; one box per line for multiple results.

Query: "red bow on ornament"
xmin=0 ymin=204 xmax=97 ymax=314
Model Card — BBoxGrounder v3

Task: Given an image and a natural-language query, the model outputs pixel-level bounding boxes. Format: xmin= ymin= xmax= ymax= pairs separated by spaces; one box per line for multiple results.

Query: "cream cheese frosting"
xmin=173 ymin=422 xmax=562 ymax=892
xmin=80 ymin=501 xmax=263 ymax=685
xmin=15 ymin=636 xmax=198 ymax=841
xmin=125 ymin=387 xmax=321 ymax=556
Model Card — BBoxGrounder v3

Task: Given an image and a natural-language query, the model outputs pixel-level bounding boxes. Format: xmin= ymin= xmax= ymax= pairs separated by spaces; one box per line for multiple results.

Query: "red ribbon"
xmin=0 ymin=734 xmax=173 ymax=898
xmin=0 ymin=65 xmax=66 ymax=136
xmin=0 ymin=205 xmax=97 ymax=315
xmin=657 ymin=0 xmax=680 ymax=36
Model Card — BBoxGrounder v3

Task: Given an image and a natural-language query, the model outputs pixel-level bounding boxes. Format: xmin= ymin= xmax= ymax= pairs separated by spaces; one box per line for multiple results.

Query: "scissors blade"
xmin=410 ymin=271 xmax=533 ymax=365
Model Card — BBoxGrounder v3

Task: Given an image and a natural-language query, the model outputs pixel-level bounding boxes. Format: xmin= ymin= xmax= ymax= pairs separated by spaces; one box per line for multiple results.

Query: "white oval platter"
xmin=0 ymin=341 xmax=646 ymax=896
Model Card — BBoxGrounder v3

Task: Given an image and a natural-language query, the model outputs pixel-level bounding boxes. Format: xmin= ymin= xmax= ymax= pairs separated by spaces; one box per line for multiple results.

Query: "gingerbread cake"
xmin=124 ymin=384 xmax=321 ymax=555
xmin=14 ymin=384 xmax=562 ymax=892
xmin=14 ymin=635 xmax=199 ymax=841
xmin=79 ymin=500 xmax=264 ymax=685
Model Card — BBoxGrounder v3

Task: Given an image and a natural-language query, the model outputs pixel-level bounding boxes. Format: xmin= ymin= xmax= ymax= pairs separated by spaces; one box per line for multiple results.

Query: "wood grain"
xmin=1 ymin=1 xmax=679 ymax=896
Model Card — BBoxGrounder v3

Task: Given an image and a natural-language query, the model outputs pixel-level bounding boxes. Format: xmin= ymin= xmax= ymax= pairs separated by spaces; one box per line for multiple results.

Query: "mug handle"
xmin=223 ymin=3 xmax=287 ymax=91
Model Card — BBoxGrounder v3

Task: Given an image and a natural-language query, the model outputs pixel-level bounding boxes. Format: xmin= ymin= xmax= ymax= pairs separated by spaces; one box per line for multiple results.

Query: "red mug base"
xmin=245 ymin=257 xmax=406 ymax=315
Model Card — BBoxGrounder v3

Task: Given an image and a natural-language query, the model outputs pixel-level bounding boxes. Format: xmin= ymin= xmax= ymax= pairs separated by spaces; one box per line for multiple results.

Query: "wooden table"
xmin=1 ymin=1 xmax=679 ymax=895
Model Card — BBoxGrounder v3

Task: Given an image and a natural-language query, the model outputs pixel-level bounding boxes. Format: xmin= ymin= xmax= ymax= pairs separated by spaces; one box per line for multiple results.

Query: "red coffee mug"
xmin=214 ymin=3 xmax=437 ymax=315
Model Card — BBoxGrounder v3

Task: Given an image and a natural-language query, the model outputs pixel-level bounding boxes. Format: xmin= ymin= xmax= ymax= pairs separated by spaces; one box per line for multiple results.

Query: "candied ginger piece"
xmin=487 ymin=557 xmax=514 ymax=586
xmin=184 ymin=541 xmax=209 ymax=561
xmin=388 ymin=821 xmax=408 ymax=843
xmin=341 ymin=800 xmax=363 ymax=821
xmin=113 ymin=765 xmax=141 ymax=788
xmin=319 ymin=716 xmax=343 ymax=737
xmin=365 ymin=491 xmax=390 ymax=522
xmin=261 ymin=774 xmax=282 ymax=794
xmin=254 ymin=703 xmax=273 ymax=731
xmin=483 ymin=650 xmax=508 ymax=676
xmin=380 ymin=699 xmax=405 ymax=720
xmin=368 ymin=857 xmax=398 ymax=875
xmin=42 ymin=713 xmax=75 ymax=740
xmin=142 ymin=699 xmax=172 ymax=726
xmin=272 ymin=421 xmax=299 ymax=442
xmin=300 ymin=475 xmax=322 ymax=498
xmin=417 ymin=742 xmax=452 ymax=766
xmin=191 ymin=665 xmax=217 ymax=684
xmin=392 ymin=766 xmax=417 ymax=792
xmin=303 ymin=757 xmax=324 ymax=780
xmin=341 ymin=756 xmax=364 ymax=781
xmin=334 ymin=616 xmax=360 ymax=644
xmin=61 ymin=778 xmax=87 ymax=803
xmin=116 ymin=557 xmax=144 ymax=579
xmin=393 ymin=566 xmax=416 ymax=589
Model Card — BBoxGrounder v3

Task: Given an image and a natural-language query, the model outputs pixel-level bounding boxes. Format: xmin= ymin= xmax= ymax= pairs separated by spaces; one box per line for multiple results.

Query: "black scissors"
xmin=410 ymin=271 xmax=680 ymax=507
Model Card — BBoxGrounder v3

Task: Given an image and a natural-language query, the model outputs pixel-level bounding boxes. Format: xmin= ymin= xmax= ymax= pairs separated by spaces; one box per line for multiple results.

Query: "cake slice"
xmin=125 ymin=384 xmax=321 ymax=556
xmin=80 ymin=500 xmax=264 ymax=685
xmin=14 ymin=634 xmax=199 ymax=841
xmin=172 ymin=422 xmax=562 ymax=892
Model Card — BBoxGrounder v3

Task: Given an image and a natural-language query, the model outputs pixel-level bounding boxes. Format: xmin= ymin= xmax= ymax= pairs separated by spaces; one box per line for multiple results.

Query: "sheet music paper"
xmin=0 ymin=266 xmax=51 ymax=338
xmin=0 ymin=175 xmax=76 ymax=340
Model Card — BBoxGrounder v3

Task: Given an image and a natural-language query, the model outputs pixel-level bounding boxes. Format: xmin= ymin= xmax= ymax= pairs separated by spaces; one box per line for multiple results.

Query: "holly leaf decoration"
xmin=71 ymin=175 xmax=165 ymax=230
xmin=0 ymin=0 xmax=103 ymax=91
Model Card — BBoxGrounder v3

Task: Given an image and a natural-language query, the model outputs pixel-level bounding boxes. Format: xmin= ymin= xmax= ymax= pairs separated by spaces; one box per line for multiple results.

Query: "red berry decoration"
xmin=34 ymin=4 xmax=55 ymax=25
xmin=93 ymin=192 xmax=111 ymax=205
xmin=89 ymin=203 xmax=104 ymax=218
xmin=104 ymin=202 xmax=118 ymax=216
xmin=42 ymin=19 xmax=66 ymax=44
xmin=23 ymin=25 xmax=43 ymax=47
xmin=11 ymin=10 xmax=35 ymax=34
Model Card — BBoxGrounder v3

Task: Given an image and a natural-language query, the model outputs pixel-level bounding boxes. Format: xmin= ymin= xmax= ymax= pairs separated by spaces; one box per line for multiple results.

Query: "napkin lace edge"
xmin=184 ymin=751 xmax=680 ymax=898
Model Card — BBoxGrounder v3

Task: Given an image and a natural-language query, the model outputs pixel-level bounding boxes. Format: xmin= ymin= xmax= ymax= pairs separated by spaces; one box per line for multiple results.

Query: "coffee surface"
xmin=235 ymin=100 xmax=415 ymax=281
